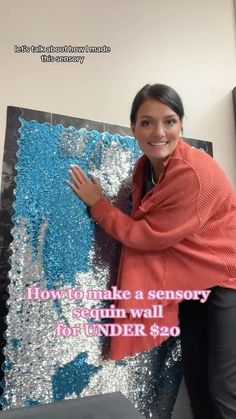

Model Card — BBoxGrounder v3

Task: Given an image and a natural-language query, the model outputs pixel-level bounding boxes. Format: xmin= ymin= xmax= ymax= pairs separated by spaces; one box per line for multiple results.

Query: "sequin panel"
xmin=3 ymin=119 xmax=182 ymax=418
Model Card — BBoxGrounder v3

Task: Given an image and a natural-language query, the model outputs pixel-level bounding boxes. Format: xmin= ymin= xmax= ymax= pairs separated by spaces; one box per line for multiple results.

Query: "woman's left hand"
xmin=67 ymin=165 xmax=103 ymax=207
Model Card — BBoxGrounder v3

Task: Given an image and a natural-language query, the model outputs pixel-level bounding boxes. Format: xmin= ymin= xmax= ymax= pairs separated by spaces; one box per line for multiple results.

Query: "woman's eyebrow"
xmin=140 ymin=114 xmax=177 ymax=119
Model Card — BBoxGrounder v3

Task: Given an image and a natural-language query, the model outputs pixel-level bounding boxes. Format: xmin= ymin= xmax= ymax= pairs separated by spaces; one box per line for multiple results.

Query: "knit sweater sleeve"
xmin=90 ymin=163 xmax=202 ymax=251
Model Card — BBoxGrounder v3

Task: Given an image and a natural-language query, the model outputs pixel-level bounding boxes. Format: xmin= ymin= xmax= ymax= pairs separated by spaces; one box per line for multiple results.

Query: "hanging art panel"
xmin=0 ymin=106 xmax=213 ymax=418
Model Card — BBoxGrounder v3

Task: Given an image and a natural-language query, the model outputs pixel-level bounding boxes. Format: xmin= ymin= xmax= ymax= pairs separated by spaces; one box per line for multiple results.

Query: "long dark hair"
xmin=130 ymin=83 xmax=184 ymax=125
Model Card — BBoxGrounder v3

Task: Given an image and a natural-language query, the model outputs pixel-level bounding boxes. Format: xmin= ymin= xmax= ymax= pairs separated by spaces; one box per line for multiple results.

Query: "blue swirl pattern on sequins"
xmin=14 ymin=119 xmax=140 ymax=289
xmin=4 ymin=117 xmax=182 ymax=417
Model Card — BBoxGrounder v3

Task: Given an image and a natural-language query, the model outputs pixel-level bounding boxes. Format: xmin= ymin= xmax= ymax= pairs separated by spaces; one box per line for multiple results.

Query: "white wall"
xmin=0 ymin=0 xmax=236 ymax=185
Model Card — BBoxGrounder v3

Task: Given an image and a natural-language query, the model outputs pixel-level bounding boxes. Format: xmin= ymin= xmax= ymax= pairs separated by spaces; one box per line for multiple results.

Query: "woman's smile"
xmin=131 ymin=98 xmax=182 ymax=169
xmin=147 ymin=140 xmax=169 ymax=147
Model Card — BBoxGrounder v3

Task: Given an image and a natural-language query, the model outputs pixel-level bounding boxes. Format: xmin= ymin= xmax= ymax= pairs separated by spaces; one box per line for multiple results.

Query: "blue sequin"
xmin=52 ymin=352 xmax=101 ymax=400
xmin=11 ymin=339 xmax=21 ymax=349
xmin=25 ymin=399 xmax=40 ymax=406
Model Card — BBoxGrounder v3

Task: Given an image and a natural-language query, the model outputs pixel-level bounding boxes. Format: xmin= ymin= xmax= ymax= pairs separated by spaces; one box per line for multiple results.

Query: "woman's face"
xmin=131 ymin=98 xmax=182 ymax=167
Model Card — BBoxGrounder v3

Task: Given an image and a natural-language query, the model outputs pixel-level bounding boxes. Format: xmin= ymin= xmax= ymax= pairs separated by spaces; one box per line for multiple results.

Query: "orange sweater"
xmin=90 ymin=139 xmax=236 ymax=359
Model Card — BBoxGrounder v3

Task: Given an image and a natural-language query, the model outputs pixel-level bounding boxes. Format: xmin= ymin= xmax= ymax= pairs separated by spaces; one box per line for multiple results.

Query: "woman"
xmin=67 ymin=84 xmax=236 ymax=419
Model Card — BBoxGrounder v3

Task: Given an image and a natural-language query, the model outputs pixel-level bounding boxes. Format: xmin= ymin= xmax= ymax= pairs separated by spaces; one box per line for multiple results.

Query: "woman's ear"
xmin=180 ymin=119 xmax=183 ymax=135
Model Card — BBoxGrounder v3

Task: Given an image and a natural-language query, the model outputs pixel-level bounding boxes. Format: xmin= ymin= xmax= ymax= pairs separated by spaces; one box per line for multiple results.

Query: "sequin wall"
xmin=2 ymin=107 xmax=212 ymax=419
